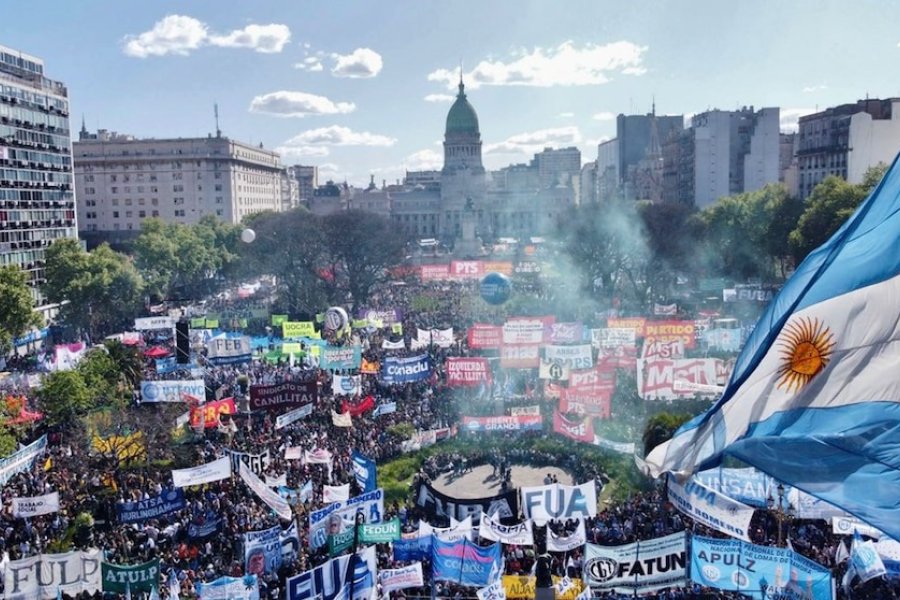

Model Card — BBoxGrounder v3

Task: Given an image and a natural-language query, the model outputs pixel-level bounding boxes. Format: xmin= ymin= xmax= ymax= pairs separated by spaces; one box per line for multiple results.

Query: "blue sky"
xmin=5 ymin=0 xmax=900 ymax=185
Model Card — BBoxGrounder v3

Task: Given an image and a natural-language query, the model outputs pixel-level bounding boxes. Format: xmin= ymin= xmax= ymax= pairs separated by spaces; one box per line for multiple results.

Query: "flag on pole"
xmin=850 ymin=530 xmax=887 ymax=583
xmin=646 ymin=156 xmax=900 ymax=542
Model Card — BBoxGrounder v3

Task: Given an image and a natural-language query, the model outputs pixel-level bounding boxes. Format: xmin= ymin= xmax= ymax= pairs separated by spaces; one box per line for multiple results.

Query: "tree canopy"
xmin=0 ymin=265 xmax=42 ymax=353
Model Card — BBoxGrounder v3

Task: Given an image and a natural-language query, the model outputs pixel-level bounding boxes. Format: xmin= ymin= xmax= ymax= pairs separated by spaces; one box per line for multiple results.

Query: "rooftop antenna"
xmin=214 ymin=103 xmax=221 ymax=138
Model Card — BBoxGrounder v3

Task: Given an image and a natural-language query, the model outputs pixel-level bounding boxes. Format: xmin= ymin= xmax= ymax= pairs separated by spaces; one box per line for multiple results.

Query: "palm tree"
xmin=103 ymin=339 xmax=144 ymax=389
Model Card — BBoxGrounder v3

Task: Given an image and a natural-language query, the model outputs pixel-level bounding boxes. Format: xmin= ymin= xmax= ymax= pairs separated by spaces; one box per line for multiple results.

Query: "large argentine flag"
xmin=646 ymin=157 xmax=900 ymax=541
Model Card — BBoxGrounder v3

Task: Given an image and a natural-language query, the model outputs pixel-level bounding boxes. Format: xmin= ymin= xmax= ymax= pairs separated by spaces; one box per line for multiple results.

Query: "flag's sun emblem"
xmin=776 ymin=316 xmax=835 ymax=392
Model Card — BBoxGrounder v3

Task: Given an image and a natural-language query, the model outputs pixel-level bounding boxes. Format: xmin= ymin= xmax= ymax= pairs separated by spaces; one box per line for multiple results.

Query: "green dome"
xmin=445 ymin=81 xmax=480 ymax=135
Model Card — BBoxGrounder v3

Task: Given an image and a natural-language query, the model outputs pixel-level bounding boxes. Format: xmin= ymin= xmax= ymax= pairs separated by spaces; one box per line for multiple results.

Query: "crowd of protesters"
xmin=0 ymin=278 xmax=896 ymax=600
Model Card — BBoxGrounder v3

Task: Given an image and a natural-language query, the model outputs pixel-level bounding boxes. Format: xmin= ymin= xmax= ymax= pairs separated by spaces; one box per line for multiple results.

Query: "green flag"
xmin=190 ymin=317 xmax=206 ymax=328
xmin=271 ymin=314 xmax=288 ymax=326
xmin=358 ymin=518 xmax=401 ymax=544
xmin=204 ymin=318 xmax=219 ymax=329
xmin=101 ymin=558 xmax=160 ymax=593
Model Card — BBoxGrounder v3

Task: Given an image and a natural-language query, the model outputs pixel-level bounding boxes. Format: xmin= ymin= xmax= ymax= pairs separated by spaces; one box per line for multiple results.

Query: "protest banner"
xmin=140 ymin=380 xmax=205 ymax=403
xmin=520 ymin=481 xmax=597 ymax=520
xmin=172 ymin=456 xmax=231 ymax=488
xmin=462 ymin=415 xmax=542 ymax=433
xmin=101 ymin=558 xmax=159 ymax=594
xmin=249 ymin=382 xmax=317 ymax=412
xmin=11 ymin=491 xmax=60 ymax=519
xmin=583 ymin=532 xmax=686 ymax=595
xmin=117 ymin=489 xmax=186 ymax=524
xmin=447 ymin=357 xmax=492 ymax=387
xmin=415 ymin=481 xmax=518 ymax=524
xmin=4 ymin=549 xmax=102 ymax=600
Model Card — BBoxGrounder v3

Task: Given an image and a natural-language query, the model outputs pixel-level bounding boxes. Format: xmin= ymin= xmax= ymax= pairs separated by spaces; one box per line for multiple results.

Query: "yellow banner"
xmin=282 ymin=321 xmax=316 ymax=338
xmin=502 ymin=576 xmax=583 ymax=600
xmin=282 ymin=342 xmax=304 ymax=354
xmin=92 ymin=432 xmax=146 ymax=462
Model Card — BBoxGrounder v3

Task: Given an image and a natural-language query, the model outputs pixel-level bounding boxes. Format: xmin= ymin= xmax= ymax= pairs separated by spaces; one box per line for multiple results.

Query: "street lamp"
xmin=766 ymin=483 xmax=795 ymax=547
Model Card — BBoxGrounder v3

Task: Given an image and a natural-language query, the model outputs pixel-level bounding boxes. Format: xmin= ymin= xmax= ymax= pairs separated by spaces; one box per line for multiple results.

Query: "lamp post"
xmin=766 ymin=483 xmax=795 ymax=547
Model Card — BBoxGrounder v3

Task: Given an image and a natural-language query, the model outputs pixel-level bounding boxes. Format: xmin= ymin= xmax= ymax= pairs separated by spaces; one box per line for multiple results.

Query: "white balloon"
xmin=241 ymin=228 xmax=256 ymax=244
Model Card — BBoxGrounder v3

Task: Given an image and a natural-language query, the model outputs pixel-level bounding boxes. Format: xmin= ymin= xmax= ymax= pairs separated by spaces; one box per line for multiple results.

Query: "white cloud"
xmin=592 ymin=111 xmax=616 ymax=121
xmin=428 ymin=41 xmax=647 ymax=89
xmin=331 ymin=48 xmax=383 ymax=78
xmin=780 ymin=107 xmax=817 ymax=133
xmin=294 ymin=56 xmax=324 ymax=72
xmin=281 ymin=125 xmax=397 ymax=148
xmin=406 ymin=149 xmax=443 ymax=170
xmin=556 ymin=112 xmax=575 ymax=118
xmin=209 ymin=24 xmax=291 ymax=53
xmin=424 ymin=94 xmax=455 ymax=103
xmin=123 ymin=15 xmax=291 ymax=57
xmin=276 ymin=145 xmax=331 ymax=161
xmin=802 ymin=84 xmax=828 ymax=93
xmin=249 ymin=91 xmax=355 ymax=118
xmin=485 ymin=126 xmax=582 ymax=155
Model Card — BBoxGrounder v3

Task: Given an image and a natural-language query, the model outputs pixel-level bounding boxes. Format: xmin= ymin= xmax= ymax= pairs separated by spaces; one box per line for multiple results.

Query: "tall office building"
xmin=0 ymin=45 xmax=78 ymax=303
xmin=73 ymin=129 xmax=285 ymax=245
xmin=797 ymin=98 xmax=900 ymax=199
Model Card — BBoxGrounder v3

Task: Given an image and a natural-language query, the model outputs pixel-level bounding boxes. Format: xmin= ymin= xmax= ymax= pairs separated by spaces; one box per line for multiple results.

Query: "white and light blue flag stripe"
xmin=647 ymin=154 xmax=900 ymax=542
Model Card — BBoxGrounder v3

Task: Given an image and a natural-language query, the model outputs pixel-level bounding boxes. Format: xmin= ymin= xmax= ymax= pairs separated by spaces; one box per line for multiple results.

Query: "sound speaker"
xmin=175 ymin=320 xmax=191 ymax=364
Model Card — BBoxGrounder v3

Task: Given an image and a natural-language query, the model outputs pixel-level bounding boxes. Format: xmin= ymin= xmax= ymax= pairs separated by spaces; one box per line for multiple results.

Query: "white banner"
xmin=0 ymin=435 xmax=47 ymax=486
xmin=207 ymin=336 xmax=251 ymax=362
xmin=641 ymin=339 xmax=685 ymax=360
xmin=134 ymin=316 xmax=174 ymax=330
xmin=266 ymin=473 xmax=288 ymax=488
xmin=832 ymin=516 xmax=884 ymax=539
xmin=510 ymin=405 xmax=541 ymax=416
xmin=382 ymin=339 xmax=406 ymax=350
xmin=275 ymin=404 xmax=314 ymax=429
xmin=478 ymin=512 xmax=533 ymax=545
xmin=11 ymin=491 xmax=60 ymax=518
xmin=538 ymin=360 xmax=570 ymax=381
xmin=592 ymin=436 xmax=636 ymax=455
xmin=431 ymin=328 xmax=454 ymax=348
xmin=422 ymin=515 xmax=474 ymax=543
xmin=547 ymin=520 xmax=586 ymax=552
xmin=637 ymin=358 xmax=725 ymax=400
xmin=590 ymin=328 xmax=636 ymax=349
xmin=521 ymin=481 xmax=597 ymax=520
xmin=667 ymin=477 xmax=754 ymax=541
xmin=583 ymin=532 xmax=687 ymax=595
xmin=324 ymin=483 xmax=350 ymax=503
xmin=379 ymin=563 xmax=424 ymax=593
xmin=332 ymin=375 xmax=361 ymax=396
xmin=239 ymin=461 xmax=293 ymax=521
xmin=331 ymin=410 xmax=352 ymax=427
xmin=544 ymin=345 xmax=594 ymax=370
xmin=172 ymin=456 xmax=232 ymax=488
xmin=502 ymin=318 xmax=546 ymax=345
xmin=140 ymin=379 xmax=205 ymax=403
xmin=4 ymin=550 xmax=102 ymax=600
xmin=477 ymin=580 xmax=506 ymax=600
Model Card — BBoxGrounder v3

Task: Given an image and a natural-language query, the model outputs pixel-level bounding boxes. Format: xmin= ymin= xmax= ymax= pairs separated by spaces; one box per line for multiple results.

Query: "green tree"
xmin=37 ymin=370 xmax=93 ymax=425
xmin=642 ymin=412 xmax=692 ymax=456
xmin=789 ymin=164 xmax=888 ymax=263
xmin=322 ymin=210 xmax=411 ymax=306
xmin=0 ymin=266 xmax=42 ymax=353
xmin=557 ymin=201 xmax=650 ymax=312
xmin=239 ymin=209 xmax=330 ymax=314
xmin=103 ymin=339 xmax=144 ymax=389
xmin=133 ymin=216 xmax=240 ymax=302
xmin=44 ymin=240 xmax=145 ymax=340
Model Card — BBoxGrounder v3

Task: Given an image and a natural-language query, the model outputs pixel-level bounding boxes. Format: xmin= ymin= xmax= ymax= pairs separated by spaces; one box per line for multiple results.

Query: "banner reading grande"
xmin=446 ymin=357 xmax=492 ymax=387
xmin=462 ymin=415 xmax=542 ymax=433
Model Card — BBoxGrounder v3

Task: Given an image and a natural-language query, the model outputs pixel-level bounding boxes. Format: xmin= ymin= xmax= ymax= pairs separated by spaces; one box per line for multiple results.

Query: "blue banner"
xmin=351 ymin=450 xmax=378 ymax=493
xmin=244 ymin=522 xmax=300 ymax=576
xmin=394 ymin=534 xmax=432 ymax=562
xmin=188 ymin=515 xmax=222 ymax=539
xmin=319 ymin=344 xmax=362 ymax=371
xmin=155 ymin=356 xmax=177 ymax=374
xmin=432 ymin=538 xmax=502 ymax=587
xmin=382 ymin=354 xmax=431 ymax=385
xmin=690 ymin=535 xmax=833 ymax=600
xmin=117 ymin=489 xmax=186 ymax=524
xmin=279 ymin=486 xmax=300 ymax=505
xmin=693 ymin=467 xmax=781 ymax=508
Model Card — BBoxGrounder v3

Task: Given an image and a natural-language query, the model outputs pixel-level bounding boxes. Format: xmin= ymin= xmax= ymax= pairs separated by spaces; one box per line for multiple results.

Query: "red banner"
xmin=450 ymin=260 xmax=484 ymax=279
xmin=500 ymin=344 xmax=540 ymax=369
xmin=446 ymin=357 xmax=492 ymax=387
xmin=190 ymin=398 xmax=236 ymax=429
xmin=341 ymin=395 xmax=376 ymax=416
xmin=559 ymin=385 xmax=611 ymax=418
xmin=467 ymin=324 xmax=502 ymax=349
xmin=553 ymin=411 xmax=595 ymax=443
xmin=642 ymin=319 xmax=697 ymax=349
xmin=606 ymin=317 xmax=647 ymax=337
xmin=597 ymin=345 xmax=638 ymax=371
xmin=420 ymin=264 xmax=450 ymax=281
xmin=569 ymin=368 xmax=617 ymax=391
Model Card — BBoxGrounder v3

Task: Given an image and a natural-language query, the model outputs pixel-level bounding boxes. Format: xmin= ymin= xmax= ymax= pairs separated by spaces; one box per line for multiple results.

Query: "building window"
xmin=152 ymin=210 xmax=159 ymax=217
xmin=139 ymin=210 xmax=146 ymax=218
xmin=215 ymin=196 xmax=223 ymax=204
xmin=125 ymin=198 xmax=132 ymax=206
xmin=174 ymin=209 xmax=185 ymax=217
xmin=126 ymin=211 xmax=132 ymax=218
xmin=112 ymin=211 xmax=120 ymax=218
xmin=110 ymin=175 xmax=117 ymax=182
xmin=173 ymin=185 xmax=184 ymax=192
xmin=214 ymin=184 xmax=223 ymax=191
xmin=110 ymin=187 xmax=118 ymax=194
xmin=151 ymin=198 xmax=158 ymax=206
xmin=111 ymin=199 xmax=119 ymax=206
xmin=216 ymin=209 xmax=223 ymax=216
xmin=138 ymin=198 xmax=145 ymax=205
